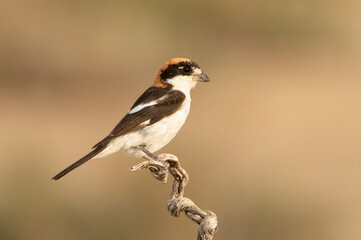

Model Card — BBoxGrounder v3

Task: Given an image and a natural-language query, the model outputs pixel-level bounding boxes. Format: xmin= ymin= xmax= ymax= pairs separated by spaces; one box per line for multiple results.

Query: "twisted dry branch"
xmin=130 ymin=153 xmax=218 ymax=240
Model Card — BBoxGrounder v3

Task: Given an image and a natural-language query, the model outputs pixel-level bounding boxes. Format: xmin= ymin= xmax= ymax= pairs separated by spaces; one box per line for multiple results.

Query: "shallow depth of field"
xmin=1 ymin=0 xmax=361 ymax=239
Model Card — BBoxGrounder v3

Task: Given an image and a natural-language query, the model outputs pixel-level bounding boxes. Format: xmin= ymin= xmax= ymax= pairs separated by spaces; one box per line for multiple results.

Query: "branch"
xmin=130 ymin=153 xmax=218 ymax=240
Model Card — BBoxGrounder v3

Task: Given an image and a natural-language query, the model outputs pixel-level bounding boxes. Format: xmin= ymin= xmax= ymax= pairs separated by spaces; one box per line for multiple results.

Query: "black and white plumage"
xmin=52 ymin=58 xmax=210 ymax=180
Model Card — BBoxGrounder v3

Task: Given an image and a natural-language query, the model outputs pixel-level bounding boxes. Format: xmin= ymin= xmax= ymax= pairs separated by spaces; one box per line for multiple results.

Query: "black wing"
xmin=130 ymin=86 xmax=171 ymax=109
xmin=93 ymin=88 xmax=185 ymax=148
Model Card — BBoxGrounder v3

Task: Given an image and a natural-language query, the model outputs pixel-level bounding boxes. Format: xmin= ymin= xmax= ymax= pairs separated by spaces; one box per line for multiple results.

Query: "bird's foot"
xmin=131 ymin=148 xmax=180 ymax=184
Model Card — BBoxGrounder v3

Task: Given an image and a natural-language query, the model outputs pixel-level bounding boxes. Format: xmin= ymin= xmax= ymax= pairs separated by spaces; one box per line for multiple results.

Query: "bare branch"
xmin=131 ymin=153 xmax=218 ymax=239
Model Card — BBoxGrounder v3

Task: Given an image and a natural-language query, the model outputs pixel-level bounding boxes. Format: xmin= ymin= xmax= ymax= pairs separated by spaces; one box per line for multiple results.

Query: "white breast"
xmin=140 ymin=96 xmax=191 ymax=152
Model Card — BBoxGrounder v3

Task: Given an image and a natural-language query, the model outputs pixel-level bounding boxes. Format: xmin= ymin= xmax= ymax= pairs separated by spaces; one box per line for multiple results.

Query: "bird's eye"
xmin=182 ymin=66 xmax=191 ymax=74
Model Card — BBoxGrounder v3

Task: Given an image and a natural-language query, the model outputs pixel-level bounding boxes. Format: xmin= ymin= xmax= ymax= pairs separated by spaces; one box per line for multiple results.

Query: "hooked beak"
xmin=195 ymin=73 xmax=210 ymax=82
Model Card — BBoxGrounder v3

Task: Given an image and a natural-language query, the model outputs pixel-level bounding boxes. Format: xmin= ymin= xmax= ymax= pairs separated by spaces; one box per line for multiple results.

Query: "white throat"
xmin=167 ymin=75 xmax=197 ymax=96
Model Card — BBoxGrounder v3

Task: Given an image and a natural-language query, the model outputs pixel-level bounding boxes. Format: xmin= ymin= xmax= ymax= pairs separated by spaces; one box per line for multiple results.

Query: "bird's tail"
xmin=52 ymin=145 xmax=106 ymax=180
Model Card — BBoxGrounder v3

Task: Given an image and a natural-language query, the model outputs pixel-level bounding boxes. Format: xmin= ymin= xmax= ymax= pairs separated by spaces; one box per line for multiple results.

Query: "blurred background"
xmin=1 ymin=0 xmax=361 ymax=239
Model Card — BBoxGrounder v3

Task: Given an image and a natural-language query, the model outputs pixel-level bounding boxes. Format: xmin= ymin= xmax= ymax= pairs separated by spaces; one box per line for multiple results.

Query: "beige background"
xmin=1 ymin=0 xmax=361 ymax=239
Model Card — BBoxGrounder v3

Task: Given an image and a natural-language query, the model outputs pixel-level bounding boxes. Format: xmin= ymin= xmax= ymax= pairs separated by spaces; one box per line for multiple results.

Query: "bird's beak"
xmin=195 ymin=73 xmax=210 ymax=82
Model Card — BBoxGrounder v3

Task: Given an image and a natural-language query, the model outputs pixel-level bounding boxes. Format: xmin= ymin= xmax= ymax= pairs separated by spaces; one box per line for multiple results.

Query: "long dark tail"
xmin=52 ymin=145 xmax=106 ymax=180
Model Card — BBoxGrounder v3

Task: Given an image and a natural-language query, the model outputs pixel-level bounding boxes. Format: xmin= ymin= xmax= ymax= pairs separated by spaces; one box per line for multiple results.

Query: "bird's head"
xmin=153 ymin=58 xmax=210 ymax=91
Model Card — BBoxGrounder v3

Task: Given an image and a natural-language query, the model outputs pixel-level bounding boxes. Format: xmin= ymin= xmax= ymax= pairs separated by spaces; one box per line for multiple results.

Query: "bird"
xmin=52 ymin=58 xmax=210 ymax=180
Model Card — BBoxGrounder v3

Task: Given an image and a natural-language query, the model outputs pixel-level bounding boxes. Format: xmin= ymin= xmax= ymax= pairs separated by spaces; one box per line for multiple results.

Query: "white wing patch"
xmin=128 ymin=95 xmax=168 ymax=114
xmin=140 ymin=119 xmax=150 ymax=126
xmin=129 ymin=101 xmax=158 ymax=114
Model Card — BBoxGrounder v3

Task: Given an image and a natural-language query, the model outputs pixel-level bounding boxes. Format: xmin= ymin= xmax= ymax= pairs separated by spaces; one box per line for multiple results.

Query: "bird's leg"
xmin=137 ymin=145 xmax=159 ymax=161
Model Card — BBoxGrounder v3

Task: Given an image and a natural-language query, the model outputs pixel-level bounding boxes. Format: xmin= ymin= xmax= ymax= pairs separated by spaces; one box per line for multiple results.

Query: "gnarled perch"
xmin=131 ymin=153 xmax=218 ymax=240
